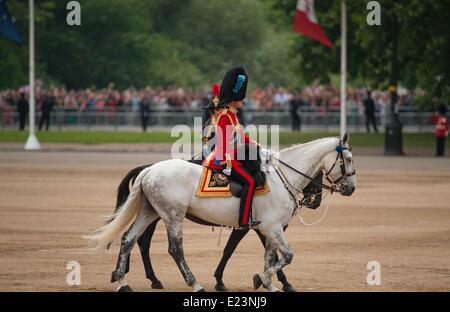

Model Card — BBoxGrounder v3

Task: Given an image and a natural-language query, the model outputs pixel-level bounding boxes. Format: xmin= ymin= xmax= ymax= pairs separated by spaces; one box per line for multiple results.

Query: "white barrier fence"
xmin=0 ymin=107 xmax=435 ymax=132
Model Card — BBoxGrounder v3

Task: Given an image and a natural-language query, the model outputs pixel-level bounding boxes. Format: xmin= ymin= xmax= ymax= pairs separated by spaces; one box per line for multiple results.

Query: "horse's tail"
xmin=103 ymin=164 xmax=152 ymax=250
xmin=114 ymin=164 xmax=152 ymax=214
xmin=83 ymin=166 xmax=153 ymax=250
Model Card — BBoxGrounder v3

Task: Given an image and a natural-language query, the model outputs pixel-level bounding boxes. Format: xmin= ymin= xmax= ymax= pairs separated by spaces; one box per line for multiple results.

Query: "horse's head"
xmin=322 ymin=133 xmax=356 ymax=196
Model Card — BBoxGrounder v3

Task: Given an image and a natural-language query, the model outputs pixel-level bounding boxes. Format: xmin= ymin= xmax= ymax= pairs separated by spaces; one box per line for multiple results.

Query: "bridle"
xmin=275 ymin=140 xmax=355 ymax=195
xmin=324 ymin=139 xmax=356 ymax=186
xmin=269 ymin=140 xmax=356 ymax=219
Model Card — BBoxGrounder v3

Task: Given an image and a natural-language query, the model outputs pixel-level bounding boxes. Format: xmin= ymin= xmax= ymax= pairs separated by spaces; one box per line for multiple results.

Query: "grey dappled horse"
xmin=85 ymin=135 xmax=356 ymax=292
xmin=109 ymin=164 xmax=294 ymax=292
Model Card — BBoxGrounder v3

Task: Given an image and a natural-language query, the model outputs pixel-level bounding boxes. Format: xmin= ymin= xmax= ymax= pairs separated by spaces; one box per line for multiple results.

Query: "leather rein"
xmin=270 ymin=141 xmax=356 ymax=213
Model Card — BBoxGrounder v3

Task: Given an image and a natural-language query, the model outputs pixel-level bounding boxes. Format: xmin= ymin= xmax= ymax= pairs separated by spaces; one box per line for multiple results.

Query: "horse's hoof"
xmin=118 ymin=285 xmax=133 ymax=292
xmin=253 ymin=274 xmax=263 ymax=290
xmin=111 ymin=271 xmax=122 ymax=283
xmin=111 ymin=271 xmax=117 ymax=283
xmin=282 ymin=285 xmax=296 ymax=292
xmin=151 ymin=280 xmax=164 ymax=289
xmin=215 ymin=283 xmax=228 ymax=292
xmin=193 ymin=284 xmax=206 ymax=292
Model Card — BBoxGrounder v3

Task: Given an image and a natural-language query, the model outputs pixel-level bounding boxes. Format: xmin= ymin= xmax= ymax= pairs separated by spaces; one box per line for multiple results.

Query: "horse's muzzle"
xmin=339 ymin=183 xmax=355 ymax=196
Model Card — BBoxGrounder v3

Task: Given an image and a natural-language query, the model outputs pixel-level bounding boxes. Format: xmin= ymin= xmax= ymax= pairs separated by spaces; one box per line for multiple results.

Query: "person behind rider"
xmin=201 ymin=83 xmax=221 ymax=160
xmin=202 ymin=66 xmax=271 ymax=229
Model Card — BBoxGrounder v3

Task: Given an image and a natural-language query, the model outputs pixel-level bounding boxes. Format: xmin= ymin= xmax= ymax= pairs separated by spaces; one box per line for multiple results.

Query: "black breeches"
xmin=230 ymin=165 xmax=255 ymax=226
xmin=437 ymin=136 xmax=446 ymax=156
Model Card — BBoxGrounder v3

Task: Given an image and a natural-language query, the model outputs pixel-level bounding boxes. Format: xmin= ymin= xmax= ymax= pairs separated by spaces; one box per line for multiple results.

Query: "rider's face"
xmin=229 ymin=101 xmax=243 ymax=108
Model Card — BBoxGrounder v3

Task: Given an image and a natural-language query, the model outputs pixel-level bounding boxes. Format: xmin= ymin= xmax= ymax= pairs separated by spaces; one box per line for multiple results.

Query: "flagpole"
xmin=340 ymin=1 xmax=347 ymax=138
xmin=25 ymin=0 xmax=41 ymax=150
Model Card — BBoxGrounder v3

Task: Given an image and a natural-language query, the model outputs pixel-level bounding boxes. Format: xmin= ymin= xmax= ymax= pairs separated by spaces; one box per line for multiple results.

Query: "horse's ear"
xmin=343 ymin=132 xmax=350 ymax=145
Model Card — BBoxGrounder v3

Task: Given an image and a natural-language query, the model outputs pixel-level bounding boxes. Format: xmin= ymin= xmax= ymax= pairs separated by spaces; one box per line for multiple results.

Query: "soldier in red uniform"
xmin=429 ymin=104 xmax=448 ymax=156
xmin=203 ymin=67 xmax=266 ymax=229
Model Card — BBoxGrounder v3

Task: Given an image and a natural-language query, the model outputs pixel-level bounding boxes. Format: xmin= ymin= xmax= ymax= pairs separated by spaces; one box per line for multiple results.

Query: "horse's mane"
xmin=280 ymin=137 xmax=339 ymax=154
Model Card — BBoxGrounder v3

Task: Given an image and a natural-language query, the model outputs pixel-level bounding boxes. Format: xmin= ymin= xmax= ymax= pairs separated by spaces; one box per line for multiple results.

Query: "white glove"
xmin=223 ymin=168 xmax=232 ymax=176
xmin=261 ymin=147 xmax=279 ymax=160
xmin=260 ymin=148 xmax=271 ymax=156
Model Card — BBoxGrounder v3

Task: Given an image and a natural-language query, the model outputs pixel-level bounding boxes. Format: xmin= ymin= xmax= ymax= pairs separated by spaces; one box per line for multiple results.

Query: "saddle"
xmin=191 ymin=143 xmax=269 ymax=198
xmin=195 ymin=166 xmax=269 ymax=198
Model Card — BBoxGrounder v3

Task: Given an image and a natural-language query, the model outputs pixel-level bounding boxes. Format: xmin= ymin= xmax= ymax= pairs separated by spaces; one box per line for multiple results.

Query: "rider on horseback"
xmin=203 ymin=66 xmax=263 ymax=229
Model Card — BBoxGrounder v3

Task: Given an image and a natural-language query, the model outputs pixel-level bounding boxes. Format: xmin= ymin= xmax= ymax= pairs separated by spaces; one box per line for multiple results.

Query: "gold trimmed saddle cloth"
xmin=195 ymin=166 xmax=269 ymax=198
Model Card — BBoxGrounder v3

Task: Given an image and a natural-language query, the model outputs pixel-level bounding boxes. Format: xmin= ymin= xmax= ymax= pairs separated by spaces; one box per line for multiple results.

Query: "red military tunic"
xmin=202 ymin=107 xmax=257 ymax=170
xmin=429 ymin=115 xmax=449 ymax=137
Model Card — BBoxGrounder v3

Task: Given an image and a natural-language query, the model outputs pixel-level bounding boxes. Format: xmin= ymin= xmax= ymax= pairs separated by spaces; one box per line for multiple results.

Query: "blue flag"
xmin=0 ymin=0 xmax=22 ymax=44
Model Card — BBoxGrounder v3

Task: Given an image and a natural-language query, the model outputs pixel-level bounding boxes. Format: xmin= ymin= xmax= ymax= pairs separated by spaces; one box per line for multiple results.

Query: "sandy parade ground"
xmin=0 ymin=143 xmax=449 ymax=292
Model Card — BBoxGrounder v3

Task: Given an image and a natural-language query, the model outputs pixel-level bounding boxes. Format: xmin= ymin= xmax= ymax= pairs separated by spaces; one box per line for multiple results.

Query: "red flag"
xmin=293 ymin=0 xmax=334 ymax=48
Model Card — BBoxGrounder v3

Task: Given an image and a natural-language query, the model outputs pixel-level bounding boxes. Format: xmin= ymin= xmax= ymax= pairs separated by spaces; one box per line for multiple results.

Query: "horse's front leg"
xmin=253 ymin=226 xmax=294 ymax=292
xmin=254 ymin=229 xmax=295 ymax=292
xmin=214 ymin=228 xmax=250 ymax=291
xmin=260 ymin=238 xmax=280 ymax=292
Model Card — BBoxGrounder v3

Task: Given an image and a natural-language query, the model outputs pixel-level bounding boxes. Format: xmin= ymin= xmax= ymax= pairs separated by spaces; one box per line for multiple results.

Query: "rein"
xmin=278 ymin=140 xmax=355 ymax=191
xmin=269 ymin=141 xmax=355 ymax=225
xmin=277 ymin=159 xmax=338 ymax=193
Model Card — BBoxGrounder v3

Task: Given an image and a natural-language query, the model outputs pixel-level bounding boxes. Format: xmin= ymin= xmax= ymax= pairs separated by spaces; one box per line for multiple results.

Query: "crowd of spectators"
xmin=0 ymin=80 xmax=421 ymax=127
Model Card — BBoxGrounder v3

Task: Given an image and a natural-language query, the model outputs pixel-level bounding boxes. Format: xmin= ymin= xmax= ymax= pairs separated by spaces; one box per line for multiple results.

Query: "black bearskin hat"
xmin=218 ymin=66 xmax=248 ymax=107
xmin=437 ymin=103 xmax=447 ymax=115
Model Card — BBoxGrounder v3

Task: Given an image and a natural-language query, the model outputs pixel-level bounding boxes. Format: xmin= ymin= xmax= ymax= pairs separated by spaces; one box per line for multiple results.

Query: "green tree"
xmin=0 ymin=0 xmax=300 ymax=90
xmin=267 ymin=0 xmax=450 ymax=106
xmin=0 ymin=0 xmax=56 ymax=89
xmin=169 ymin=0 xmax=268 ymax=85
xmin=39 ymin=0 xmax=154 ymax=89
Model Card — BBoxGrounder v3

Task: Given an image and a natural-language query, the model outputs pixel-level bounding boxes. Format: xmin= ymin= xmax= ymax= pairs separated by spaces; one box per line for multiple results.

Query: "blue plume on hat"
xmin=233 ymin=75 xmax=246 ymax=93
xmin=219 ymin=66 xmax=248 ymax=106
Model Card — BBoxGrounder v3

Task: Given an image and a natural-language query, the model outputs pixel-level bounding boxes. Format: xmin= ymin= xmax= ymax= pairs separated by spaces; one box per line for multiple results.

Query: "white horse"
xmin=84 ymin=134 xmax=356 ymax=292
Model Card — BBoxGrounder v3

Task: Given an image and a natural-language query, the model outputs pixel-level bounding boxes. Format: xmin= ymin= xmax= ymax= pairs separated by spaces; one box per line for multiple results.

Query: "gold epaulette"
xmin=216 ymin=109 xmax=236 ymax=128
xmin=228 ymin=107 xmax=238 ymax=115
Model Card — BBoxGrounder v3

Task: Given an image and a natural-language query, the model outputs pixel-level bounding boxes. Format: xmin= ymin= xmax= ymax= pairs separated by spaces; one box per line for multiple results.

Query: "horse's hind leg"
xmin=254 ymin=229 xmax=295 ymax=292
xmin=114 ymin=205 xmax=158 ymax=292
xmin=165 ymin=219 xmax=204 ymax=292
xmin=253 ymin=226 xmax=294 ymax=292
xmin=111 ymin=218 xmax=162 ymax=290
xmin=137 ymin=218 xmax=164 ymax=289
xmin=214 ymin=228 xmax=250 ymax=291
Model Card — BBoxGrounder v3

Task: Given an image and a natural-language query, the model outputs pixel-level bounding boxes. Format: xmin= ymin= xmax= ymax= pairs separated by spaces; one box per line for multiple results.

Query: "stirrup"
xmin=239 ymin=220 xmax=261 ymax=230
